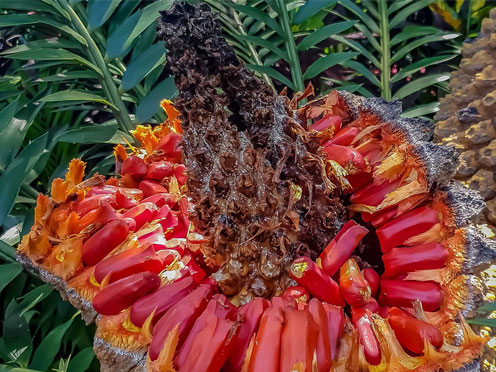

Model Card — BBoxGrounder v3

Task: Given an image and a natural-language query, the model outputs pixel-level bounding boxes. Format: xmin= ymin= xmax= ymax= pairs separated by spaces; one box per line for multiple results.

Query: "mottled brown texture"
xmin=435 ymin=8 xmax=496 ymax=230
xmin=158 ymin=2 xmax=344 ymax=301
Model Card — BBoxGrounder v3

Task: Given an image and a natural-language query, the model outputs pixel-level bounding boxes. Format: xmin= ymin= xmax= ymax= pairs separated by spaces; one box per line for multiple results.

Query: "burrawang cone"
xmin=17 ymin=3 xmax=496 ymax=372
xmin=435 ymin=8 xmax=496 ymax=234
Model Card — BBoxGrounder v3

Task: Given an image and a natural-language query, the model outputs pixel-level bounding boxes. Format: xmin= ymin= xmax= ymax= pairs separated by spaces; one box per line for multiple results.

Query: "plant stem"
xmin=378 ymin=0 xmax=391 ymax=101
xmin=59 ymin=0 xmax=134 ymax=133
xmin=275 ymin=0 xmax=305 ymax=93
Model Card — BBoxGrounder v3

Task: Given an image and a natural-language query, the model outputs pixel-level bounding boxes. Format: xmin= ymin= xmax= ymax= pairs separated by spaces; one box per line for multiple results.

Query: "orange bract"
xmin=51 ymin=159 xmax=85 ymax=203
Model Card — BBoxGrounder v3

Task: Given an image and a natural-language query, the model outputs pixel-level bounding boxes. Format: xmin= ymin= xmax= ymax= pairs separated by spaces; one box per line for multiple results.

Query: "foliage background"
xmin=0 ymin=1 xmax=493 ymax=371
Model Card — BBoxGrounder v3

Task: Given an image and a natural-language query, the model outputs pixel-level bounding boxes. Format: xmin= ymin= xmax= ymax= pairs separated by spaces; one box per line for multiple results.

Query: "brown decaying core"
xmin=159 ymin=3 xmax=346 ymax=302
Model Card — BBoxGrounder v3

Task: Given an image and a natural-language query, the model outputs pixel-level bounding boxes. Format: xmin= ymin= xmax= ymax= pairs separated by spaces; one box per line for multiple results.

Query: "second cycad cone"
xmin=435 ymin=8 xmax=496 ymax=231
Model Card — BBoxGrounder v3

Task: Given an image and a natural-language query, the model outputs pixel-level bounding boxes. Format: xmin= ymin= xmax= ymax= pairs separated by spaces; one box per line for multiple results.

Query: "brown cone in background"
xmin=435 ymin=8 xmax=496 ymax=231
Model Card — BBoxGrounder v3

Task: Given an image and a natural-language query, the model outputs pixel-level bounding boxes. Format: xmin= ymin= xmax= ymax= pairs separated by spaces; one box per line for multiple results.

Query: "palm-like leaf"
xmin=0 ymin=257 xmax=97 ymax=371
xmin=326 ymin=0 xmax=460 ymax=107
xmin=209 ymin=0 xmax=460 ymax=117
xmin=205 ymin=0 xmax=356 ymax=92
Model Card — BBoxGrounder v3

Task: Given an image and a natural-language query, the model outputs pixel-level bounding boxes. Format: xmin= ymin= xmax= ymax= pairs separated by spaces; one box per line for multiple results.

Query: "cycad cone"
xmin=435 ymin=8 xmax=496 ymax=231
xmin=435 ymin=9 xmax=496 ymax=370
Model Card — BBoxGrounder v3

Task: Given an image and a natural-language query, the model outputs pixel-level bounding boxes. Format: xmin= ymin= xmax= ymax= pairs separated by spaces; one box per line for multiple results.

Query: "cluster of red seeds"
xmin=284 ymin=107 xmax=445 ymax=368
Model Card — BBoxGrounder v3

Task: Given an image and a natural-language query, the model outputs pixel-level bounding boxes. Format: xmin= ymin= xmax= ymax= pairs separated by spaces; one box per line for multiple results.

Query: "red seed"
xmin=388 ymin=307 xmax=443 ymax=354
xmin=353 ymin=313 xmax=381 ymax=365
xmin=135 ymin=224 xmax=164 ymax=246
xmin=323 ymin=126 xmax=360 ymax=147
xmin=157 ymin=132 xmax=182 ymax=160
xmin=94 ymin=245 xmax=169 ymax=284
xmin=74 ymin=194 xmax=115 ymax=216
xmin=379 ymin=279 xmax=443 ymax=311
xmin=175 ymin=299 xmax=219 ymax=369
xmin=377 ymin=306 xmax=389 ymax=318
xmin=225 ymin=298 xmax=268 ymax=372
xmin=122 ymin=202 xmax=158 ymax=231
xmin=141 ymin=192 xmax=174 ymax=208
xmin=75 ymin=201 xmax=118 ymax=233
xmin=310 ymin=114 xmax=342 ymax=133
xmin=159 ymin=210 xmax=179 ymax=231
xmin=130 ymin=276 xmax=197 ymax=327
xmin=351 ymin=299 xmax=379 ymax=321
xmin=346 ymin=172 xmax=373 ymax=193
xmin=280 ymin=307 xmax=319 ymax=372
xmin=363 ymin=268 xmax=380 ymax=298
xmin=248 ymin=297 xmax=285 ymax=372
xmin=166 ymin=222 xmax=188 ymax=239
xmin=120 ymin=155 xmax=147 ymax=178
xmin=174 ymin=164 xmax=187 ymax=185
xmin=155 ymin=204 xmax=171 ymax=222
xmin=322 ymin=303 xmax=345 ymax=361
xmin=81 ymin=218 xmax=129 ymax=266
xmin=350 ymin=179 xmax=401 ymax=206
xmin=322 ymin=144 xmax=366 ymax=174
xmin=361 ymin=211 xmax=374 ymax=223
xmin=365 ymin=207 xmax=398 ymax=228
xmin=376 ymin=206 xmax=439 ymax=253
xmin=149 ymin=283 xmax=216 ymax=361
xmin=308 ymin=299 xmax=332 ymax=372
xmin=200 ymin=277 xmax=218 ymax=288
xmin=289 ymin=257 xmax=344 ymax=306
xmin=181 ymin=255 xmax=207 ymax=283
xmin=86 ymin=185 xmax=143 ymax=199
xmin=165 ymin=211 xmax=188 ymax=240
xmin=383 ymin=242 xmax=448 ymax=278
xmin=145 ymin=161 xmax=174 ymax=180
xmin=117 ymin=187 xmax=144 ymax=200
xmin=280 ymin=286 xmax=309 ymax=305
xmin=318 ymin=220 xmax=368 ymax=277
xmin=210 ymin=294 xmax=238 ymax=319
xmin=139 ymin=180 xmax=168 ymax=198
xmin=340 ymin=259 xmax=372 ymax=307
xmin=176 ymin=299 xmax=239 ymax=372
xmin=92 ymin=272 xmax=160 ymax=315
xmin=122 ymin=217 xmax=137 ymax=232
xmin=115 ymin=189 xmax=138 ymax=210
xmin=176 ymin=294 xmax=238 ymax=369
